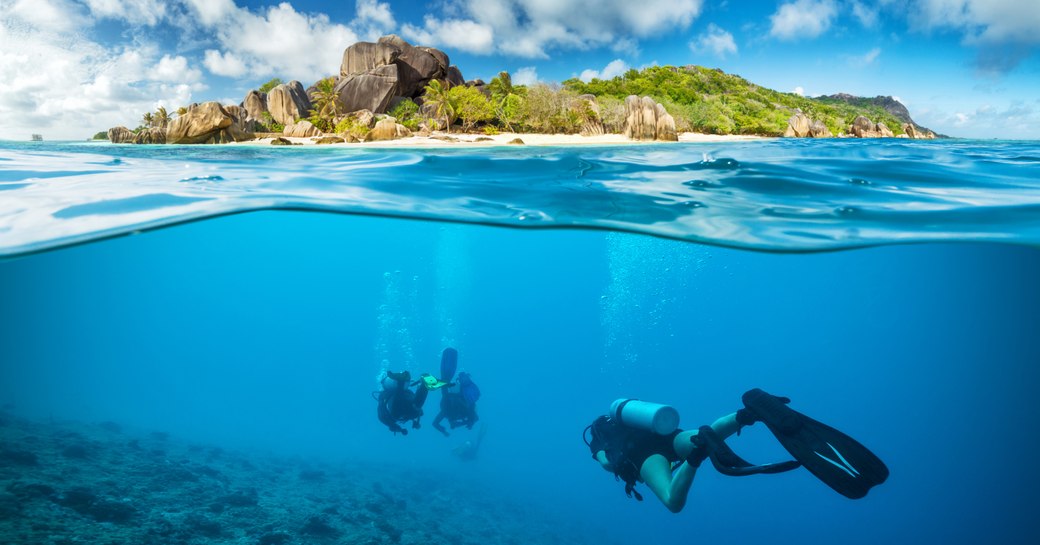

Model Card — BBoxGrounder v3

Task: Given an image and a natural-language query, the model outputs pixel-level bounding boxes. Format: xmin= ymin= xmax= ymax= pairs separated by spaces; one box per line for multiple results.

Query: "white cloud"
xmin=155 ymin=54 xmax=203 ymax=83
xmin=182 ymin=0 xmax=237 ymax=26
xmin=851 ymin=1 xmax=879 ymax=28
xmin=513 ymin=66 xmax=539 ymax=85
xmin=401 ymin=16 xmax=495 ymax=54
xmin=83 ymin=0 xmax=167 ymax=26
xmin=848 ymin=46 xmax=881 ymax=66
xmin=689 ymin=24 xmax=737 ymax=58
xmin=912 ymin=0 xmax=1040 ymax=45
xmin=0 ymin=13 xmax=200 ymax=140
xmin=769 ymin=0 xmax=837 ymax=40
xmin=203 ymin=49 xmax=248 ymax=78
xmin=401 ymin=0 xmax=704 ymax=58
xmin=578 ymin=59 xmax=629 ymax=82
xmin=356 ymin=0 xmax=395 ymax=29
xmin=6 ymin=0 xmax=89 ymax=33
xmin=196 ymin=2 xmax=362 ymax=83
xmin=794 ymin=86 xmax=805 ymax=96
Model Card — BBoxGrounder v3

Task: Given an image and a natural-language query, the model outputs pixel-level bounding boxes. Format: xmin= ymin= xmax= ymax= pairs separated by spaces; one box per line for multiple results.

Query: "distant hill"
xmin=564 ymin=65 xmax=933 ymax=137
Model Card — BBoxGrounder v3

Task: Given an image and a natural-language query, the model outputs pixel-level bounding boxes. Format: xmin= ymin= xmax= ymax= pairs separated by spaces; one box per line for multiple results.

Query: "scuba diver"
xmin=431 ymin=348 xmax=481 ymax=437
xmin=375 ymin=370 xmax=448 ymax=435
xmin=584 ymin=388 xmax=889 ymax=513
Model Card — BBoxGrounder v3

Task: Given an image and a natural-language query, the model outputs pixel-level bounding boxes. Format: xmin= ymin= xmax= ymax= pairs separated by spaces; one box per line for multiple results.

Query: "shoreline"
xmin=237 ymin=131 xmax=769 ymax=148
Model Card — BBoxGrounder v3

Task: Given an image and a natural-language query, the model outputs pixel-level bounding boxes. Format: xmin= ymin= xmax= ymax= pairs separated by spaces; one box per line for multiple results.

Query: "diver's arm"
xmin=594 ymin=451 xmax=613 ymax=472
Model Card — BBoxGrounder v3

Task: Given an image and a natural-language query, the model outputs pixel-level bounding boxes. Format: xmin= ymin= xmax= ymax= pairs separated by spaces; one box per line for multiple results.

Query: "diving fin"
xmin=741 ymin=388 xmax=889 ymax=499
xmin=440 ymin=347 xmax=458 ymax=383
xmin=691 ymin=425 xmax=801 ymax=477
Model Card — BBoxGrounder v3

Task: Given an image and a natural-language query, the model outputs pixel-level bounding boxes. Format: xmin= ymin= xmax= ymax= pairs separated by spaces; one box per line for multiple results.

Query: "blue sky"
xmin=2 ymin=0 xmax=1038 ymax=139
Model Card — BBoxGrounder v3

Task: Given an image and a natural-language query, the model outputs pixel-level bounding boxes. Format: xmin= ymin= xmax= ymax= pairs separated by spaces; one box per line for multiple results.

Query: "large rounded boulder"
xmin=107 ymin=126 xmax=134 ymax=143
xmin=167 ymin=102 xmax=254 ymax=144
xmin=334 ymin=64 xmax=399 ymax=114
xmin=268 ymin=81 xmax=312 ymax=125
xmin=241 ymin=90 xmax=268 ymax=121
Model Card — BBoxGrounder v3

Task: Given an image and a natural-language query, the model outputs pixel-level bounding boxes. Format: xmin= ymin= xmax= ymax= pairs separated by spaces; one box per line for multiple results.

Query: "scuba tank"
xmin=609 ymin=399 xmax=680 ymax=435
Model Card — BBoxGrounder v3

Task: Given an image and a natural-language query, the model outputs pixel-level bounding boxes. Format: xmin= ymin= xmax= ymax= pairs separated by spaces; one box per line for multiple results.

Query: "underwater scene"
xmin=2 ymin=140 xmax=1040 ymax=545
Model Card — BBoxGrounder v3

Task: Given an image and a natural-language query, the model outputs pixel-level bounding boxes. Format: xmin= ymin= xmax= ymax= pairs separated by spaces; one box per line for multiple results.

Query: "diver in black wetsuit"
xmin=432 ymin=371 xmax=480 ymax=436
xmin=376 ymin=371 xmax=430 ymax=435
xmin=585 ymin=390 xmax=889 ymax=513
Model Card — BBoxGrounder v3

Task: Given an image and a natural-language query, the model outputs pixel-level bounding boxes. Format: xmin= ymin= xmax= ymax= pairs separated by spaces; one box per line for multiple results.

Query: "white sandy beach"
xmin=239 ymin=131 xmax=767 ymax=147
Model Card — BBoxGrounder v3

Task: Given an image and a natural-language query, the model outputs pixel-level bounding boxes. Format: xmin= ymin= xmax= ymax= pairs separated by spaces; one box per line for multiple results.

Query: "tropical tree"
xmin=307 ymin=77 xmax=339 ymax=132
xmin=422 ymin=79 xmax=456 ymax=133
xmin=176 ymin=106 xmax=188 ymax=116
xmin=153 ymin=106 xmax=170 ymax=129
xmin=141 ymin=111 xmax=154 ymax=129
xmin=449 ymin=85 xmax=494 ymax=132
xmin=259 ymin=78 xmax=283 ymax=93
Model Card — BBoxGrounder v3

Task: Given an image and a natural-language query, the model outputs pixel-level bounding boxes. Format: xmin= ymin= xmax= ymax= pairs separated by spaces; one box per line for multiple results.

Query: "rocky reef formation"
xmin=623 ymin=95 xmax=677 ymax=141
xmin=823 ymin=93 xmax=939 ymax=137
xmin=0 ymin=410 xmax=608 ymax=545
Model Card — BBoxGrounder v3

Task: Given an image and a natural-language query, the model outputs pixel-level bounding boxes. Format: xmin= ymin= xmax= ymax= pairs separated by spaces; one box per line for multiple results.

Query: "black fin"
xmin=692 ymin=426 xmax=800 ymax=477
xmin=742 ymin=388 xmax=889 ymax=499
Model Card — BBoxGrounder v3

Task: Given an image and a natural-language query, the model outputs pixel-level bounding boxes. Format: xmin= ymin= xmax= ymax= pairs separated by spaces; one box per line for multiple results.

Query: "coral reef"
xmin=0 ymin=410 xmax=600 ymax=545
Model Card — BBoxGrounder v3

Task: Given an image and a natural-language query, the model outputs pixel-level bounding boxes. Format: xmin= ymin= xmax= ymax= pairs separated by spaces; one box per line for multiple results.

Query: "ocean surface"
xmin=1 ymin=139 xmax=1040 ymax=545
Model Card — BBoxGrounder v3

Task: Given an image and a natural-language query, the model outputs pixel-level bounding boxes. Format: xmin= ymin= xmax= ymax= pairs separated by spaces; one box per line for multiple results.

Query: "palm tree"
xmin=423 ymin=79 xmax=455 ymax=133
xmin=308 ymin=77 xmax=339 ymax=132
xmin=153 ymin=106 xmax=170 ymax=130
xmin=176 ymin=106 xmax=188 ymax=116
xmin=141 ymin=112 xmax=154 ymax=129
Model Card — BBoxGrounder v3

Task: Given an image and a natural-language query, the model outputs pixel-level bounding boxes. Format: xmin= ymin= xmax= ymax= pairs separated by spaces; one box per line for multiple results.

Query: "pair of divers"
xmin=585 ymin=389 xmax=888 ymax=512
xmin=376 ymin=347 xmax=480 ymax=438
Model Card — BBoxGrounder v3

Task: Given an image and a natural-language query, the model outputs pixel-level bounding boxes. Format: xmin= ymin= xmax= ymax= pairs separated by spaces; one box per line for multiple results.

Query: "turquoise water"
xmin=2 ymin=139 xmax=1039 ymax=256
xmin=2 ymin=140 xmax=1040 ymax=544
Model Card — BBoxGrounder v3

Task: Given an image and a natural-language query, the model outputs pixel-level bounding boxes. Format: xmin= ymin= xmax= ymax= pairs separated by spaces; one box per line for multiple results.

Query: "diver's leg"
xmin=640 ymin=454 xmax=695 ymax=514
xmin=673 ymin=413 xmax=740 ymax=459
xmin=413 ymin=384 xmax=429 ymax=409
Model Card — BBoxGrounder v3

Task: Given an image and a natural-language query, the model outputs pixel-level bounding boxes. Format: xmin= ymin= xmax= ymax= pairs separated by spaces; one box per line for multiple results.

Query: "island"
xmin=103 ymin=35 xmax=937 ymax=146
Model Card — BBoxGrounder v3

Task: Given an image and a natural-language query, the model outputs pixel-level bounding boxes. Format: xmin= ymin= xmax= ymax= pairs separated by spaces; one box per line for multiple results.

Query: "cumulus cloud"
xmin=912 ymin=0 xmax=1040 ymax=44
xmin=5 ymin=0 xmax=89 ymax=33
xmin=578 ymin=59 xmax=629 ymax=82
xmin=513 ymin=66 xmax=539 ymax=85
xmin=192 ymin=2 xmax=362 ymax=82
xmin=794 ymin=86 xmax=805 ymax=96
xmin=909 ymin=0 xmax=1040 ymax=74
xmin=401 ymin=0 xmax=704 ymax=58
xmin=202 ymin=50 xmax=248 ymax=78
xmin=689 ymin=24 xmax=737 ymax=58
xmin=401 ymin=16 xmax=495 ymax=53
xmin=769 ymin=0 xmax=837 ymax=40
xmin=154 ymin=54 xmax=203 ymax=83
xmin=0 ymin=13 xmax=199 ymax=139
xmin=83 ymin=0 xmax=168 ymax=26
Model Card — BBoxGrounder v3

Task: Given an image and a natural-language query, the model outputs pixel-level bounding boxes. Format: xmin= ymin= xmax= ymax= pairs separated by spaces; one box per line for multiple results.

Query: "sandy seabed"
xmin=238 ymin=131 xmax=767 ymax=148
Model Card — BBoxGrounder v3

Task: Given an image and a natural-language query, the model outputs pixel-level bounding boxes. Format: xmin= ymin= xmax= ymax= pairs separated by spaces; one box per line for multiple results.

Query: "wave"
xmin=1 ymin=139 xmax=1039 ymax=256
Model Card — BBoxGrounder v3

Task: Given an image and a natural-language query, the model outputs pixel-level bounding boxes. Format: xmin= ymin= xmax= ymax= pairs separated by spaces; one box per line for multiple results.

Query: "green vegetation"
xmin=334 ymin=116 xmax=370 ymax=140
xmin=307 ymin=77 xmax=339 ymax=132
xmin=258 ymin=112 xmax=283 ymax=133
xmin=389 ymin=99 xmax=420 ymax=131
xmin=448 ymin=85 xmax=495 ymax=131
xmin=422 ymin=79 xmax=455 ymax=132
xmin=564 ymin=65 xmax=907 ymax=136
xmin=259 ymin=78 xmax=283 ymax=93
xmin=92 ymin=131 xmax=108 ymax=140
